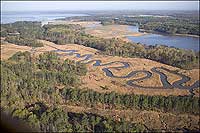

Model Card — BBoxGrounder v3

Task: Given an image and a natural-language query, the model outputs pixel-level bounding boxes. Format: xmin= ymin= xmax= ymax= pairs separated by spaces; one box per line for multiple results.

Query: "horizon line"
xmin=2 ymin=9 xmax=199 ymax=12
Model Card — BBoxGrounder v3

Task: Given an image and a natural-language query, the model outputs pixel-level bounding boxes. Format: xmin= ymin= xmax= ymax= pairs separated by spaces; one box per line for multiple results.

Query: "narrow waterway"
xmin=49 ymin=47 xmax=199 ymax=96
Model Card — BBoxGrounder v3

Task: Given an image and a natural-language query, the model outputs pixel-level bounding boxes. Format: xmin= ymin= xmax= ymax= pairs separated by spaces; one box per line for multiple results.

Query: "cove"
xmin=127 ymin=26 xmax=199 ymax=51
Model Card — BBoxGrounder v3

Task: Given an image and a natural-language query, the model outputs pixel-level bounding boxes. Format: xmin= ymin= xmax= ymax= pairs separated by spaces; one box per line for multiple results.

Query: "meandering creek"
xmin=50 ymin=48 xmax=199 ymax=96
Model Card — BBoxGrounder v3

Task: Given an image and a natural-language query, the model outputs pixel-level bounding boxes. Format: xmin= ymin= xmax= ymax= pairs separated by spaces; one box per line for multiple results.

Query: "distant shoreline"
xmin=139 ymin=29 xmax=200 ymax=38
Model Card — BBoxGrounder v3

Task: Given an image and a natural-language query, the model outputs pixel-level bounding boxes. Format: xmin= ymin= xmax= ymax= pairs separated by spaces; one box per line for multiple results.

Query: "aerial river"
xmin=43 ymin=46 xmax=200 ymax=96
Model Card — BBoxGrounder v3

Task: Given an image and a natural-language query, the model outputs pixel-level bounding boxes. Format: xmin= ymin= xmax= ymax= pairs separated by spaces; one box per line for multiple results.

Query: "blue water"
xmin=1 ymin=11 xmax=89 ymax=24
xmin=127 ymin=26 xmax=199 ymax=51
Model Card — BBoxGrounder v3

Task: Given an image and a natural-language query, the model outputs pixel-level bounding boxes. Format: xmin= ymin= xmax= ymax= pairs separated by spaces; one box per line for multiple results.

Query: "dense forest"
xmin=0 ymin=51 xmax=145 ymax=132
xmin=60 ymin=88 xmax=199 ymax=115
xmin=1 ymin=52 xmax=199 ymax=132
xmin=1 ymin=21 xmax=44 ymax=47
xmin=5 ymin=36 xmax=44 ymax=47
xmin=1 ymin=21 xmax=198 ymax=69
xmin=115 ymin=16 xmax=199 ymax=35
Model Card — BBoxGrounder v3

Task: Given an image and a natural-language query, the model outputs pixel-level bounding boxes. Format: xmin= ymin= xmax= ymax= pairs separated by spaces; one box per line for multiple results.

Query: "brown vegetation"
xmin=85 ymin=24 xmax=146 ymax=39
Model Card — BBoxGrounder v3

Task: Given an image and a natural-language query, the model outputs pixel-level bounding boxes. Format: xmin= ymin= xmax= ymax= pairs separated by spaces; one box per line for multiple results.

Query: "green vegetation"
xmin=61 ymin=88 xmax=199 ymax=115
xmin=1 ymin=21 xmax=199 ymax=69
xmin=1 ymin=51 xmax=87 ymax=110
xmin=1 ymin=21 xmax=44 ymax=47
xmin=5 ymin=36 xmax=43 ymax=47
xmin=1 ymin=21 xmax=44 ymax=38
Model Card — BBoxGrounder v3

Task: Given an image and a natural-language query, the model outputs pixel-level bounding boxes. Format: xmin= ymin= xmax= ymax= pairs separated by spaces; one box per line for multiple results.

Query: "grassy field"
xmin=50 ymin=20 xmax=147 ymax=42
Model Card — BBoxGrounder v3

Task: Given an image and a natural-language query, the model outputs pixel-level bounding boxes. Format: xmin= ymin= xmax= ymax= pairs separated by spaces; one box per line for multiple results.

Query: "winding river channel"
xmin=49 ymin=47 xmax=199 ymax=96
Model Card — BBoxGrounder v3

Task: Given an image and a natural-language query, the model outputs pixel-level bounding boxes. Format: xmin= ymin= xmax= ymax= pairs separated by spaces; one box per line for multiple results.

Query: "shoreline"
xmin=174 ymin=33 xmax=200 ymax=38
xmin=139 ymin=29 xmax=200 ymax=38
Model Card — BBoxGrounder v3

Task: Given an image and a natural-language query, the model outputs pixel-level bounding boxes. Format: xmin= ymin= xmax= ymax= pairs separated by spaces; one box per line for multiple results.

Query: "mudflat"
xmin=85 ymin=24 xmax=146 ymax=39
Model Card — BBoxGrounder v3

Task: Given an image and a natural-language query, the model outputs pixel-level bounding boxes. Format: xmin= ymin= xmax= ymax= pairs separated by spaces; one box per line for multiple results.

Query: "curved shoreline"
xmin=139 ymin=29 xmax=200 ymax=38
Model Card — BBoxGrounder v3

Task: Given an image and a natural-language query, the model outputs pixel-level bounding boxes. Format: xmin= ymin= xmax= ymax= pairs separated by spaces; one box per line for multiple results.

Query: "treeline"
xmin=1 ymin=22 xmax=199 ymax=69
xmin=5 ymin=36 xmax=43 ymax=47
xmin=1 ymin=21 xmax=44 ymax=47
xmin=1 ymin=21 xmax=44 ymax=38
xmin=61 ymin=88 xmax=200 ymax=115
xmin=5 ymin=104 xmax=146 ymax=132
xmin=139 ymin=21 xmax=199 ymax=35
